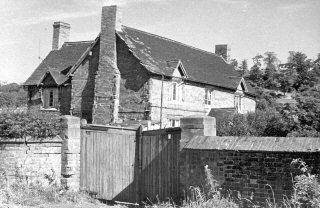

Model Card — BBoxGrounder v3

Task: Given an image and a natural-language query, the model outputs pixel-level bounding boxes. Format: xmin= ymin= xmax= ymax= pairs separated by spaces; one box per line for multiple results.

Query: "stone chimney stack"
xmin=92 ymin=5 xmax=121 ymax=124
xmin=52 ymin=22 xmax=70 ymax=50
xmin=215 ymin=44 xmax=230 ymax=62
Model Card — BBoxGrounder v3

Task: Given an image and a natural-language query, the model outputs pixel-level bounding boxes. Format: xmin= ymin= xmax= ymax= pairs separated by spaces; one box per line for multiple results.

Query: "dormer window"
xmin=240 ymin=82 xmax=246 ymax=91
xmin=168 ymin=60 xmax=188 ymax=78
xmin=43 ymin=88 xmax=58 ymax=109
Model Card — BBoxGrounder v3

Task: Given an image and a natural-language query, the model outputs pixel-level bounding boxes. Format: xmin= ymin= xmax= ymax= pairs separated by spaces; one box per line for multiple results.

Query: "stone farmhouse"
xmin=24 ymin=5 xmax=256 ymax=127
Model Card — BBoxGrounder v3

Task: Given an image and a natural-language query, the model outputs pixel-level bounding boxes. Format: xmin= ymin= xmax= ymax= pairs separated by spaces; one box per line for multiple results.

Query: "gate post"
xmin=180 ymin=115 xmax=216 ymax=149
xmin=60 ymin=115 xmax=81 ymax=190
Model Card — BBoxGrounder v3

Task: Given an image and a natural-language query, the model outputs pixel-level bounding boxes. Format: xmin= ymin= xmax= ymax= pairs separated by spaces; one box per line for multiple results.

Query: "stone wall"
xmin=60 ymin=116 xmax=81 ymax=190
xmin=0 ymin=116 xmax=81 ymax=191
xmin=242 ymin=96 xmax=256 ymax=113
xmin=149 ymin=77 xmax=256 ymax=127
xmin=0 ymin=137 xmax=62 ymax=183
xmin=116 ymin=34 xmax=150 ymax=121
xmin=71 ymin=41 xmax=100 ymax=123
xmin=92 ymin=6 xmax=121 ymax=125
xmin=59 ymin=85 xmax=72 ymax=115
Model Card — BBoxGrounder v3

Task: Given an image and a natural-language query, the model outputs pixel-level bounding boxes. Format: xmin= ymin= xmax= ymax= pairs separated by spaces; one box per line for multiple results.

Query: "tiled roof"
xmin=40 ymin=69 xmax=68 ymax=86
xmin=24 ymin=41 xmax=94 ymax=86
xmin=117 ymin=26 xmax=247 ymax=92
xmin=24 ymin=25 xmax=256 ymax=97
xmin=185 ymin=136 xmax=320 ymax=152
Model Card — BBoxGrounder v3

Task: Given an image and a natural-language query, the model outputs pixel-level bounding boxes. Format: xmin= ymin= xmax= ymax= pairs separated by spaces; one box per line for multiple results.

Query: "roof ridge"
xmin=121 ymin=25 xmax=226 ymax=60
xmin=64 ymin=40 xmax=95 ymax=44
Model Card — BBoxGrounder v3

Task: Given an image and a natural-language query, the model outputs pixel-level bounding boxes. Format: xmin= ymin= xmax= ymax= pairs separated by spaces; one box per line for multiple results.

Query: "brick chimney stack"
xmin=215 ymin=44 xmax=230 ymax=63
xmin=92 ymin=5 xmax=121 ymax=124
xmin=52 ymin=22 xmax=70 ymax=50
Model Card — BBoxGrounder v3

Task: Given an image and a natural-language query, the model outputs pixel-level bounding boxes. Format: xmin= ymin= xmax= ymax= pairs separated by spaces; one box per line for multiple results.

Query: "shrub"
xmin=0 ymin=109 xmax=62 ymax=139
xmin=217 ymin=109 xmax=290 ymax=137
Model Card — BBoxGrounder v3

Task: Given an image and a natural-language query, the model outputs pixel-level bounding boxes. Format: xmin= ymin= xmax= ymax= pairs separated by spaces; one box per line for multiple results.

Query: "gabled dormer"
xmin=166 ymin=60 xmax=188 ymax=78
xmin=237 ymin=77 xmax=248 ymax=92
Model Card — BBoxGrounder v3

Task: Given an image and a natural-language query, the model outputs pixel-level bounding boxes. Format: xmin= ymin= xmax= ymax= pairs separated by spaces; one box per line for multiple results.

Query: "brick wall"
xmin=179 ymin=116 xmax=320 ymax=204
xmin=0 ymin=137 xmax=62 ymax=183
xmin=180 ymin=149 xmax=320 ymax=203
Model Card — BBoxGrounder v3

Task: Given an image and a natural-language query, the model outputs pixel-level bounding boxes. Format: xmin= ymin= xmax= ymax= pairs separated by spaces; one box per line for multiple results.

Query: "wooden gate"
xmin=80 ymin=124 xmax=181 ymax=203
xmin=80 ymin=125 xmax=139 ymax=202
xmin=139 ymin=128 xmax=181 ymax=202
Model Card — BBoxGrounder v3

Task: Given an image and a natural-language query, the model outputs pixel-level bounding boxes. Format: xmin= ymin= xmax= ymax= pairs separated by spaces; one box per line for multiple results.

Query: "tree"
xmin=287 ymin=51 xmax=318 ymax=90
xmin=230 ymin=59 xmax=238 ymax=68
xmin=246 ymin=54 xmax=264 ymax=87
xmin=239 ymin=59 xmax=248 ymax=76
xmin=263 ymin=52 xmax=280 ymax=89
xmin=0 ymin=83 xmax=27 ymax=107
xmin=264 ymin=52 xmax=279 ymax=70
xmin=252 ymin=54 xmax=263 ymax=67
xmin=246 ymin=64 xmax=264 ymax=88
xmin=276 ymin=68 xmax=297 ymax=94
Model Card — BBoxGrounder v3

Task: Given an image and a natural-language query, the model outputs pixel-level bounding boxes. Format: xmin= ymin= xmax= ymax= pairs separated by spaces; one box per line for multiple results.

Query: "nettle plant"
xmin=0 ymin=109 xmax=62 ymax=139
xmin=290 ymin=159 xmax=320 ymax=208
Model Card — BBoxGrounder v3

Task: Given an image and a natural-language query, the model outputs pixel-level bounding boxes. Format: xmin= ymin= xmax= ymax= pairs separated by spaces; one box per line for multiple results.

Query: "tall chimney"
xmin=215 ymin=44 xmax=230 ymax=62
xmin=92 ymin=5 xmax=121 ymax=125
xmin=52 ymin=22 xmax=70 ymax=50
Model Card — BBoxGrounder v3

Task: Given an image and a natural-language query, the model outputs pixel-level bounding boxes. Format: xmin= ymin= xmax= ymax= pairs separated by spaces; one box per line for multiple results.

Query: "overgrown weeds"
xmin=150 ymin=159 xmax=320 ymax=208
xmin=0 ymin=167 xmax=101 ymax=207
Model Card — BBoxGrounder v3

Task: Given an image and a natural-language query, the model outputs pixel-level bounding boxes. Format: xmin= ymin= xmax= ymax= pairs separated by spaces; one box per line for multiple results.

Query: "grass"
xmin=1 ymin=159 xmax=319 ymax=208
xmin=148 ymin=160 xmax=320 ymax=208
xmin=0 ymin=167 xmax=123 ymax=208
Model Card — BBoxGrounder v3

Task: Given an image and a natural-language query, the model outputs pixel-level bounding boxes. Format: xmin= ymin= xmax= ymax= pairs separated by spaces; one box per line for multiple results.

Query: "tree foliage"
xmin=0 ymin=83 xmax=27 ymax=108
xmin=222 ymin=51 xmax=320 ymax=137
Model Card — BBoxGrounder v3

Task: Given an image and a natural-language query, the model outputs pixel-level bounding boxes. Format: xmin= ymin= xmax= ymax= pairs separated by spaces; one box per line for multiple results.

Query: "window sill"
xmin=204 ymin=104 xmax=212 ymax=108
xmin=169 ymin=100 xmax=183 ymax=105
xmin=40 ymin=107 xmax=59 ymax=112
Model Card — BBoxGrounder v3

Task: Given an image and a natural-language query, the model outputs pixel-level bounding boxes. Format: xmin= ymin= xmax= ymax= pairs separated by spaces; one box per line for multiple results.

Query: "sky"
xmin=0 ymin=0 xmax=319 ymax=84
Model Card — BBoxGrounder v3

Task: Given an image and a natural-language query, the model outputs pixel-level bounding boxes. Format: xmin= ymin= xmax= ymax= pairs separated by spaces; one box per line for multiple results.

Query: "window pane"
xmin=49 ymin=91 xmax=54 ymax=107
xmin=172 ymin=83 xmax=176 ymax=100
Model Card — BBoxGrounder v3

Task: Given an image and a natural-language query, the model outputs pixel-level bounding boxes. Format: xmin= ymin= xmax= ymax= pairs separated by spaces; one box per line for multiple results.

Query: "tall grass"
xmin=0 ymin=167 xmax=100 ymax=207
xmin=150 ymin=159 xmax=320 ymax=208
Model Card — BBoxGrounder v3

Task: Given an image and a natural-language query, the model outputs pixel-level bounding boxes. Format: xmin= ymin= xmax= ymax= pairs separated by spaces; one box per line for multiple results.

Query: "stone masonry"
xmin=71 ymin=41 xmax=100 ymax=123
xmin=0 ymin=116 xmax=81 ymax=191
xmin=0 ymin=137 xmax=62 ymax=183
xmin=149 ymin=77 xmax=255 ymax=127
xmin=92 ymin=6 xmax=121 ymax=125
xmin=60 ymin=116 xmax=81 ymax=190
